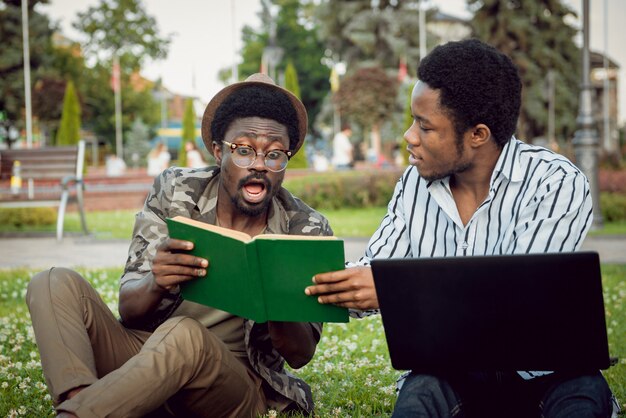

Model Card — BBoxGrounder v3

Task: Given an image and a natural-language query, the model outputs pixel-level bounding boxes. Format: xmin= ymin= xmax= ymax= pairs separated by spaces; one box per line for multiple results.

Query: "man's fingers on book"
xmin=311 ymin=270 xmax=345 ymax=285
xmin=305 ymin=283 xmax=339 ymax=296
xmin=164 ymin=252 xmax=207 ymax=268
xmin=163 ymin=238 xmax=194 ymax=251
xmin=174 ymin=266 xmax=206 ymax=278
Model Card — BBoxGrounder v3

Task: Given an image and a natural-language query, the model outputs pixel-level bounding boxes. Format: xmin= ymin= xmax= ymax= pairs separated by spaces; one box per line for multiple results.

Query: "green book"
xmin=166 ymin=216 xmax=349 ymax=323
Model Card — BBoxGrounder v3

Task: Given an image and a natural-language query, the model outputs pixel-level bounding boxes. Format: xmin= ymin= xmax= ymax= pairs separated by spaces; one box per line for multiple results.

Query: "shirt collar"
xmin=492 ymin=137 xmax=524 ymax=183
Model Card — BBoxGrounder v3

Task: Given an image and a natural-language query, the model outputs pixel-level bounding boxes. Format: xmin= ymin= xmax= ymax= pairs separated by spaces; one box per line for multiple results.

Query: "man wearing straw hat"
xmin=26 ymin=74 xmax=331 ymax=417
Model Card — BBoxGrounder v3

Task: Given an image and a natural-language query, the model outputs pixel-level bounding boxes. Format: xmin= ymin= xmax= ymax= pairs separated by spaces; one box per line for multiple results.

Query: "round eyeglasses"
xmin=222 ymin=140 xmax=293 ymax=172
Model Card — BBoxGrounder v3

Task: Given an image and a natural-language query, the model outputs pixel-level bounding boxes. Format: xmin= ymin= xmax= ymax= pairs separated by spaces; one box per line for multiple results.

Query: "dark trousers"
xmin=392 ymin=371 xmax=612 ymax=418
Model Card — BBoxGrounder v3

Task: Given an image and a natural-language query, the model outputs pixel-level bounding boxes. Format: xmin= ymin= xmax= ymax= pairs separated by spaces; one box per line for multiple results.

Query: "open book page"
xmin=170 ymin=215 xmax=339 ymax=242
xmin=170 ymin=215 xmax=253 ymax=242
xmin=254 ymin=234 xmax=339 ymax=241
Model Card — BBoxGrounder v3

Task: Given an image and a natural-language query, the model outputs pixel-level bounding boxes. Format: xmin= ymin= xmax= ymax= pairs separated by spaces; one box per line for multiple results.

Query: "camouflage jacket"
xmin=120 ymin=166 xmax=333 ymax=414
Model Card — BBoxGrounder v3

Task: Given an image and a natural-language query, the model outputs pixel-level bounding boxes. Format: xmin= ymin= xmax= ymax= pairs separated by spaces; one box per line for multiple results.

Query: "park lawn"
xmin=1 ymin=266 xmax=625 ymax=417
xmin=0 ymin=207 xmax=390 ymax=239
xmin=2 ymin=207 xmax=626 ymax=239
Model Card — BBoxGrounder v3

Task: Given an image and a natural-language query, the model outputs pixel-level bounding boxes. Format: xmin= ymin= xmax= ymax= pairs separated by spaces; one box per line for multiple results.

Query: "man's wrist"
xmin=148 ymin=273 xmax=170 ymax=294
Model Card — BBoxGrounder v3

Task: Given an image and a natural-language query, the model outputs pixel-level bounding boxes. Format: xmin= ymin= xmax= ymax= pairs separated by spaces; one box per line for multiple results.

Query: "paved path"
xmin=0 ymin=235 xmax=624 ymax=270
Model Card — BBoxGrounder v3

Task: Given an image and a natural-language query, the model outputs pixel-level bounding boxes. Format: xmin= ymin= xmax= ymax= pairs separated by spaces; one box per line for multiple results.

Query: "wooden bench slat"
xmin=0 ymin=141 xmax=89 ymax=240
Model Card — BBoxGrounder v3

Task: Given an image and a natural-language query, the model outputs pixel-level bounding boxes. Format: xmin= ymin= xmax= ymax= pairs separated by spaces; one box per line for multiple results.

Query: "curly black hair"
xmin=417 ymin=39 xmax=522 ymax=148
xmin=210 ymin=85 xmax=300 ymax=150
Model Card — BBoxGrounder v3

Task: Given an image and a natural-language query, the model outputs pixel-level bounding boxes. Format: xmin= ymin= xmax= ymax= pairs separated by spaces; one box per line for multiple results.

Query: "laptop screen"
xmin=371 ymin=252 xmax=610 ymax=372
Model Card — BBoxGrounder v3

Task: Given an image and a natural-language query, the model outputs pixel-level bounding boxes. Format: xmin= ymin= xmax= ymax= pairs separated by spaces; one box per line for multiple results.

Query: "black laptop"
xmin=371 ymin=251 xmax=611 ymax=373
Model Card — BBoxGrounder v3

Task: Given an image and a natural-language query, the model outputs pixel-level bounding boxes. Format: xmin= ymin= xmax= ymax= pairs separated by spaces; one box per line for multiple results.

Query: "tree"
xmin=80 ymin=62 xmax=160 ymax=147
xmin=469 ymin=0 xmax=580 ymax=144
xmin=0 ymin=0 xmax=55 ymax=145
xmin=72 ymin=0 xmax=171 ymax=148
xmin=73 ymin=0 xmax=171 ymax=72
xmin=32 ymin=40 xmax=89 ymax=145
xmin=315 ymin=0 xmax=436 ymax=75
xmin=56 ymin=80 xmax=81 ymax=145
xmin=178 ymin=98 xmax=196 ymax=167
xmin=283 ymin=61 xmax=307 ymax=168
xmin=284 ymin=61 xmax=301 ymax=100
xmin=232 ymin=0 xmax=329 ymax=131
xmin=335 ymin=67 xmax=398 ymax=158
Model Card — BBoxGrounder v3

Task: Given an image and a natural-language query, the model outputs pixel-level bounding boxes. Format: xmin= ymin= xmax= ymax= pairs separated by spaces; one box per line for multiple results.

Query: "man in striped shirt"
xmin=306 ymin=39 xmax=613 ymax=417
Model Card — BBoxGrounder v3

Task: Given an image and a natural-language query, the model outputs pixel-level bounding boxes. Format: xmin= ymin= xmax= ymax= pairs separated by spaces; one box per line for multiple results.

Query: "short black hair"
xmin=210 ymin=85 xmax=300 ymax=150
xmin=417 ymin=39 xmax=522 ymax=147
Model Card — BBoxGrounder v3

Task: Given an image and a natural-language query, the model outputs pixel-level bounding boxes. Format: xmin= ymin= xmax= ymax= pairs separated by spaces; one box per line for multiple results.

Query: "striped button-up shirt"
xmin=359 ymin=137 xmax=593 ymax=380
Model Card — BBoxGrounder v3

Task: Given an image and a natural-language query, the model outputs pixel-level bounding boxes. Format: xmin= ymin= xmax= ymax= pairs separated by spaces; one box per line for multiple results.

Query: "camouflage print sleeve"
xmin=120 ymin=169 xmax=177 ymax=286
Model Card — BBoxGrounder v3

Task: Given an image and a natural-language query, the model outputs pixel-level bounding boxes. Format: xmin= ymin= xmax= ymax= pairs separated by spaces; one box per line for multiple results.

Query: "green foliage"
xmin=66 ymin=0 xmax=169 ymax=149
xmin=236 ymin=0 xmax=329 ymax=130
xmin=599 ymin=265 xmax=626 ymax=402
xmin=468 ymin=0 xmax=580 ymax=143
xmin=32 ymin=41 xmax=89 ymax=144
xmin=284 ymin=61 xmax=301 ymax=99
xmin=283 ymin=170 xmax=401 ymax=210
xmin=73 ymin=0 xmax=171 ymax=71
xmin=55 ymin=80 xmax=81 ymax=145
xmin=315 ymin=0 xmax=435 ymax=75
xmin=0 ymin=207 xmax=56 ymax=228
xmin=0 ymin=0 xmax=55 ymax=137
xmin=284 ymin=62 xmax=307 ymax=168
xmin=178 ymin=99 xmax=196 ymax=167
xmin=600 ymin=193 xmax=626 ymax=222
xmin=289 ymin=148 xmax=308 ymax=169
xmin=80 ymin=62 xmax=160 ymax=149
xmin=335 ymin=67 xmax=398 ymax=131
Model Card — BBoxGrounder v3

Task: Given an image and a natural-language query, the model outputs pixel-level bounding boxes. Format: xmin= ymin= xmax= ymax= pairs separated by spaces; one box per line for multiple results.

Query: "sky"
xmin=41 ymin=0 xmax=625 ymax=124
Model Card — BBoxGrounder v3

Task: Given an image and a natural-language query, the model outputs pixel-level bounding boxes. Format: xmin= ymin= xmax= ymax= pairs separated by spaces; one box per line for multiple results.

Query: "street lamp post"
xmin=21 ymin=0 xmax=33 ymax=148
xmin=573 ymin=0 xmax=603 ymax=229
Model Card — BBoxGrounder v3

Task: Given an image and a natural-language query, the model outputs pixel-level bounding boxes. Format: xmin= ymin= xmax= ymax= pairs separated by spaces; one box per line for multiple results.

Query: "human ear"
xmin=212 ymin=141 xmax=223 ymax=165
xmin=470 ymin=124 xmax=491 ymax=148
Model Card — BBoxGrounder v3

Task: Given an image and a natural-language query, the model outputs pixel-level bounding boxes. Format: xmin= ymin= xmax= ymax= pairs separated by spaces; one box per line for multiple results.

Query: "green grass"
xmin=7 ymin=206 xmax=624 ymax=239
xmin=589 ymin=220 xmax=626 ymax=236
xmin=324 ymin=206 xmax=388 ymax=237
xmin=0 ymin=267 xmax=397 ymax=417
xmin=1 ymin=266 xmax=624 ymax=416
xmin=0 ymin=210 xmax=137 ymax=240
xmin=0 ymin=207 xmax=390 ymax=239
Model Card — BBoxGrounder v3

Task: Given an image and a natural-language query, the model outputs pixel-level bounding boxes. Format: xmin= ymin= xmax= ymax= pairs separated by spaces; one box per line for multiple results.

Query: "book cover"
xmin=166 ymin=216 xmax=349 ymax=323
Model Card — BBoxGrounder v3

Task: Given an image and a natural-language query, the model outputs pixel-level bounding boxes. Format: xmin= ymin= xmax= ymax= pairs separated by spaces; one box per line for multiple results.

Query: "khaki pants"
xmin=26 ymin=267 xmax=266 ymax=418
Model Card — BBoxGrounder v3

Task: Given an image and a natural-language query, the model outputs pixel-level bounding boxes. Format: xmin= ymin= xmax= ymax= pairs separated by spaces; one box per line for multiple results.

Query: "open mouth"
xmin=241 ymin=180 xmax=268 ymax=204
xmin=407 ymin=147 xmax=420 ymax=165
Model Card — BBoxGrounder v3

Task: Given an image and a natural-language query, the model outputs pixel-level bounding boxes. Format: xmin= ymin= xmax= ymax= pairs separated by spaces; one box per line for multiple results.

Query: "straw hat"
xmin=201 ymin=73 xmax=308 ymax=156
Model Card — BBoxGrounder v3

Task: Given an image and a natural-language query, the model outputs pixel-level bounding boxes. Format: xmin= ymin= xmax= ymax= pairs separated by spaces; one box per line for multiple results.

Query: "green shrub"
xmin=284 ymin=170 xmax=401 ymax=210
xmin=601 ymin=193 xmax=626 ymax=222
xmin=0 ymin=208 xmax=56 ymax=227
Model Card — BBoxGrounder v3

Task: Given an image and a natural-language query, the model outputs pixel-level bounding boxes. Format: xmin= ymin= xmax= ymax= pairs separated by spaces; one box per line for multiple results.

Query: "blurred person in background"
xmin=147 ymin=142 xmax=171 ymax=176
xmin=331 ymin=123 xmax=353 ymax=170
xmin=185 ymin=140 xmax=207 ymax=168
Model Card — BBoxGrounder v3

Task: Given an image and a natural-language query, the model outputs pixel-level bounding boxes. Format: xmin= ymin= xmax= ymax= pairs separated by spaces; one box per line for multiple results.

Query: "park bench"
xmin=0 ymin=141 xmax=89 ymax=241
